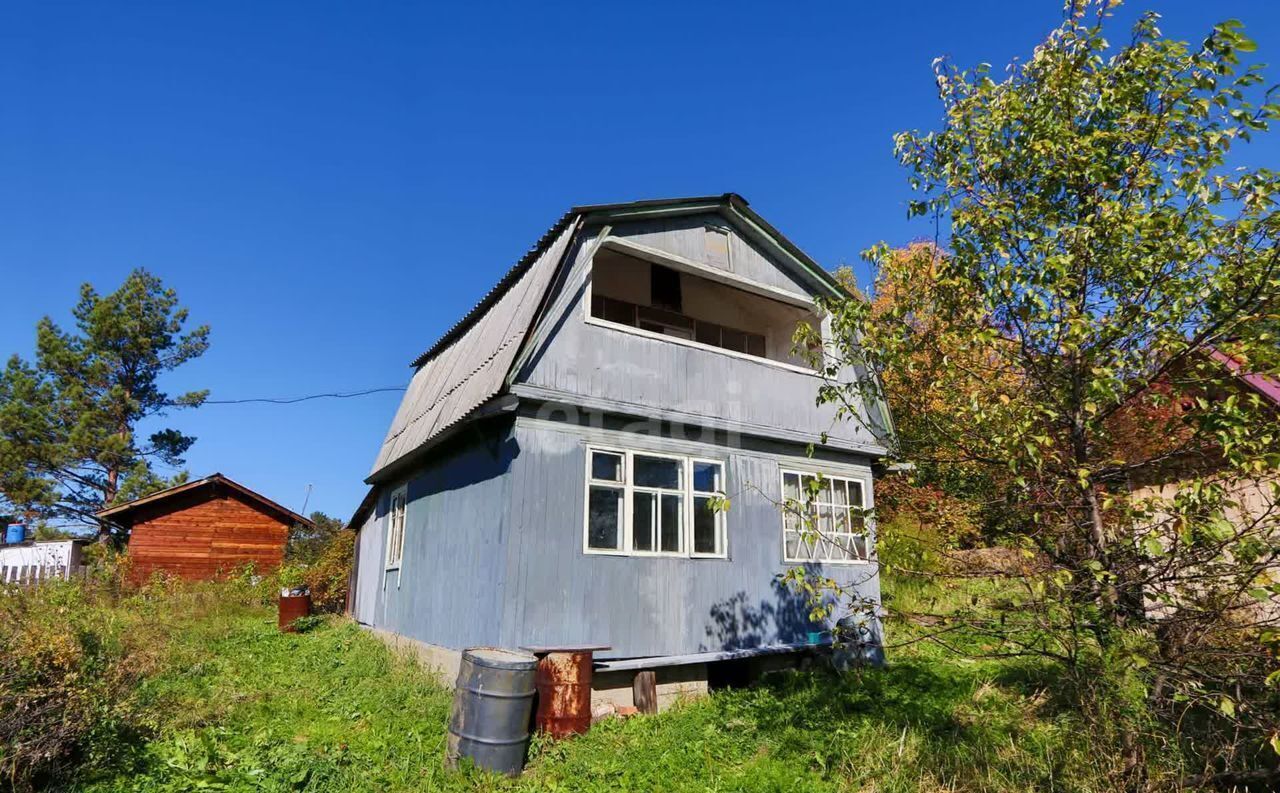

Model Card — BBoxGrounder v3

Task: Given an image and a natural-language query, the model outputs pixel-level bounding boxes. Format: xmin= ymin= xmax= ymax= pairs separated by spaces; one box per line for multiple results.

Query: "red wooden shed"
xmin=97 ymin=473 xmax=312 ymax=581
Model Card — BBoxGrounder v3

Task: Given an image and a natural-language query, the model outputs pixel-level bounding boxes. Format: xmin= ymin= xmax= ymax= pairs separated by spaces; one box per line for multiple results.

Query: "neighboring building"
xmin=1128 ymin=349 xmax=1280 ymax=541
xmin=97 ymin=473 xmax=312 ymax=581
xmin=348 ymin=194 xmax=894 ymax=705
xmin=0 ymin=539 xmax=88 ymax=584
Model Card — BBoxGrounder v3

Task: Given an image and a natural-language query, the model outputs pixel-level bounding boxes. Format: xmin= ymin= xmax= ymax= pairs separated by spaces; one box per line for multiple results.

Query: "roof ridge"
xmin=96 ymin=473 xmax=314 ymax=528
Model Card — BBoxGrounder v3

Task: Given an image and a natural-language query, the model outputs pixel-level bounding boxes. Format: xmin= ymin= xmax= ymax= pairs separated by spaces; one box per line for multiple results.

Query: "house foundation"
xmin=362 ymin=623 xmax=830 ymax=712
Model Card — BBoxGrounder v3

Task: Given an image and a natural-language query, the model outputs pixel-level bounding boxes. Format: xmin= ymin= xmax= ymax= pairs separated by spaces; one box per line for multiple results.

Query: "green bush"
xmin=0 ymin=558 xmax=271 ymax=791
xmin=303 ymin=529 xmax=354 ymax=613
xmin=0 ymin=573 xmax=156 ymax=790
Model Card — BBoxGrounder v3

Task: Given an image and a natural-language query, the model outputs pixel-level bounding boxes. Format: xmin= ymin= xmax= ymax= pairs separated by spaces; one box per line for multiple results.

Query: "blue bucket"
xmin=5 ymin=524 xmax=25 ymax=545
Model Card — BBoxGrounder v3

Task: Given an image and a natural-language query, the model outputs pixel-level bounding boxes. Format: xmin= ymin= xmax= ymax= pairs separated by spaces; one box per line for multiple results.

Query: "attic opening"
xmin=588 ymin=247 xmax=820 ymax=368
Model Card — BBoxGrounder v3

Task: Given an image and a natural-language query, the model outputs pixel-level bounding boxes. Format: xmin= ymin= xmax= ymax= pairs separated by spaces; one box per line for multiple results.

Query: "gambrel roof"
xmin=368 ymin=194 xmax=870 ymax=483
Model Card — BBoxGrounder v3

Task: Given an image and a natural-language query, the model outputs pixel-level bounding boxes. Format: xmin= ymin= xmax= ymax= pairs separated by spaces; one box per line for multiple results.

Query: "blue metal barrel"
xmin=4 ymin=524 xmax=24 ymax=545
xmin=446 ymin=647 xmax=538 ymax=776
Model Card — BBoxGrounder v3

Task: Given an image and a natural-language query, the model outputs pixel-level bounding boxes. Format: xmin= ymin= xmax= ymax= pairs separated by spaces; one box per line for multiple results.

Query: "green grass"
xmin=68 ymin=586 xmax=1142 ymax=793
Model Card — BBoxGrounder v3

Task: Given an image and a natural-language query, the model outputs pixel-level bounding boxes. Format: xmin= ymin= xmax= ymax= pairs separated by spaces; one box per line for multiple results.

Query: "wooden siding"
xmin=608 ymin=212 xmax=814 ymax=298
xmin=351 ymin=505 xmax=383 ymax=625
xmin=350 ymin=417 xmax=882 ymax=659
xmin=354 ymin=423 xmax=516 ymax=649
xmin=127 ymin=494 xmax=290 ymax=581
xmin=512 ymin=220 xmax=886 ymax=454
xmin=499 ymin=417 xmax=879 ymax=658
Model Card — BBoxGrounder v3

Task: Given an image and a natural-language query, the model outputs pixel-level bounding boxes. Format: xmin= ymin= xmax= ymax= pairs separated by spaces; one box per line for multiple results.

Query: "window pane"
xmin=783 ymin=473 xmax=800 ymax=501
xmin=693 ymin=461 xmax=721 ymax=493
xmin=634 ymin=456 xmax=680 ymax=489
xmin=784 ymin=530 xmax=801 ymax=560
xmin=694 ymin=496 xmax=718 ymax=554
xmin=633 ymin=491 xmax=656 ymax=551
xmin=818 ymin=505 xmax=834 ymax=537
xmin=800 ymin=534 xmax=818 ymax=560
xmin=695 ymin=321 xmax=721 ymax=346
xmin=852 ymin=535 xmax=869 ymax=560
xmin=817 ymin=477 xmax=833 ymax=504
xmin=660 ymin=494 xmax=683 ymax=552
xmin=833 ymin=480 xmax=849 ymax=507
xmin=745 ymin=334 xmax=765 ymax=357
xmin=591 ymin=451 xmax=623 ymax=482
xmin=721 ymin=328 xmax=746 ymax=353
xmin=594 ymin=295 xmax=637 ymax=326
xmin=829 ymin=535 xmax=855 ymax=562
xmin=588 ymin=486 xmax=622 ymax=550
xmin=848 ymin=480 xmax=864 ymax=507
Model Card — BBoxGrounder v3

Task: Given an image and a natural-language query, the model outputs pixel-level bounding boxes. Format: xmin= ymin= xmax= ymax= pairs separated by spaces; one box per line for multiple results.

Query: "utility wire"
xmin=199 ymin=386 xmax=407 ymax=406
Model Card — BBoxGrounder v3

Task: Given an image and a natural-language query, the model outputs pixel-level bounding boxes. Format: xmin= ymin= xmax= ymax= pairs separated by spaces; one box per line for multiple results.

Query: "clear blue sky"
xmin=3 ymin=1 xmax=1278 ymax=522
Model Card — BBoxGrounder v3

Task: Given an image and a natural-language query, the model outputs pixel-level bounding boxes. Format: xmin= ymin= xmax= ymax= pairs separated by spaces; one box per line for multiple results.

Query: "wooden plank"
xmin=598 ymin=641 xmax=830 ymax=672
xmin=126 ymin=494 xmax=289 ymax=582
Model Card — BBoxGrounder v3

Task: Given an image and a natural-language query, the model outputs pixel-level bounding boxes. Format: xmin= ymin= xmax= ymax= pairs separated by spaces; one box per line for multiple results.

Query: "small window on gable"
xmin=704 ymin=225 xmax=730 ymax=268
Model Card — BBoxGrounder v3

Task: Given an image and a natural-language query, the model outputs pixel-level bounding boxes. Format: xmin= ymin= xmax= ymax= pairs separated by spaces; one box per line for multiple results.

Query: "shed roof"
xmin=369 ymin=194 xmax=859 ymax=483
xmin=1209 ymin=348 xmax=1280 ymax=408
xmin=96 ymin=473 xmax=314 ymax=529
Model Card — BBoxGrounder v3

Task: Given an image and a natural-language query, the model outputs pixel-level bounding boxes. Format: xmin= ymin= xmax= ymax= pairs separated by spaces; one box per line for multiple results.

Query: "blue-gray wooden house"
xmin=348 ymin=194 xmax=891 ymax=695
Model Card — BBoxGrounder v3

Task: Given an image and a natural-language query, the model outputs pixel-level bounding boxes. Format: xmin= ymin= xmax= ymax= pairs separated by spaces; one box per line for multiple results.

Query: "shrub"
xmin=0 ymin=574 xmax=160 ymax=791
xmin=874 ymin=475 xmax=980 ymax=574
xmin=303 ymin=529 xmax=354 ymax=613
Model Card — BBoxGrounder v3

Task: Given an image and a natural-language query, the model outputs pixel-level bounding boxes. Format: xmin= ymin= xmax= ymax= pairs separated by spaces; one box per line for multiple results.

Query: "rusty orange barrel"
xmin=278 ymin=594 xmax=311 ymax=631
xmin=533 ymin=651 xmax=593 ymax=738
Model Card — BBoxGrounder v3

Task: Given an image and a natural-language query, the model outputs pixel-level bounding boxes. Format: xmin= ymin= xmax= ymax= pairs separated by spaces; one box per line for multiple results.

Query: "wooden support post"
xmin=633 ymin=670 xmax=657 ymax=714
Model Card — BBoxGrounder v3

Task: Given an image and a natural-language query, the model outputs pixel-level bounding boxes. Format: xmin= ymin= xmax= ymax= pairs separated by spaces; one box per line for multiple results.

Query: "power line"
xmin=200 ymin=386 xmax=407 ymax=406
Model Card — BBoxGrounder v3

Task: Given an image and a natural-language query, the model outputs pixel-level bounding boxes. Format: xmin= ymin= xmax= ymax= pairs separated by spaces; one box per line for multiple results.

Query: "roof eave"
xmin=96 ymin=474 xmax=315 ymax=529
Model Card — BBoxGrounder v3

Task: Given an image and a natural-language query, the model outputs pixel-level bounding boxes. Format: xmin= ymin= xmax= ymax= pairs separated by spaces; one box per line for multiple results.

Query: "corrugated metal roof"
xmin=409 ymin=211 xmax=579 ymax=368
xmin=370 ymin=219 xmax=579 ymax=478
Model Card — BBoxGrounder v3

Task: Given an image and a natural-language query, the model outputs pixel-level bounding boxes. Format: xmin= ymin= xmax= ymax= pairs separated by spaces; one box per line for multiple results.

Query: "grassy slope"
xmin=72 ymin=587 xmax=1129 ymax=793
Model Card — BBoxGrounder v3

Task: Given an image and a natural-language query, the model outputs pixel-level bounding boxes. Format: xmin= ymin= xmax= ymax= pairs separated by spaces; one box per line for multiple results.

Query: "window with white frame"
xmin=385 ymin=485 xmax=407 ymax=569
xmin=781 ymin=470 xmax=869 ymax=562
xmin=585 ymin=448 xmax=727 ymax=557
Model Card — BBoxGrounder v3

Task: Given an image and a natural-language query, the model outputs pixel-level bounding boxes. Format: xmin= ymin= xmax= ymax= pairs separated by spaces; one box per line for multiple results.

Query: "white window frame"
xmin=779 ymin=469 xmax=872 ymax=565
xmin=582 ymin=446 xmax=728 ymax=559
xmin=385 ymin=484 xmax=407 ymax=570
xmin=689 ymin=457 xmax=728 ymax=558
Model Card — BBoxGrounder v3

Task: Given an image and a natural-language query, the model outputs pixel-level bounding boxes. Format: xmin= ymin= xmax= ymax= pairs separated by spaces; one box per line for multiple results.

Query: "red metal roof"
xmin=1209 ymin=348 xmax=1280 ymax=408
